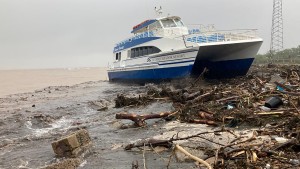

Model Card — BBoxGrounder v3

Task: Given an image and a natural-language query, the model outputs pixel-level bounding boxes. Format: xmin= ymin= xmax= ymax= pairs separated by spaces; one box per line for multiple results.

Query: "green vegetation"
xmin=254 ymin=45 xmax=300 ymax=64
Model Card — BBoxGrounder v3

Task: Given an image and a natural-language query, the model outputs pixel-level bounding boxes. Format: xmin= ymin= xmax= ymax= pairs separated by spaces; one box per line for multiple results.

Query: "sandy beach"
xmin=0 ymin=67 xmax=107 ymax=97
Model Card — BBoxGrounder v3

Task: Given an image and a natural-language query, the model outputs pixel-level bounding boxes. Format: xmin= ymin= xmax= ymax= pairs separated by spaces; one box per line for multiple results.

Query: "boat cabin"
xmin=113 ymin=16 xmax=189 ymax=63
xmin=131 ymin=16 xmax=188 ymax=35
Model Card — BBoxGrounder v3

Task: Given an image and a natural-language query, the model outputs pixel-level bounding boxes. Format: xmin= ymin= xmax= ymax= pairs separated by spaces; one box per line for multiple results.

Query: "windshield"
xmin=174 ymin=18 xmax=184 ymax=27
xmin=161 ymin=19 xmax=177 ymax=28
xmin=149 ymin=21 xmax=162 ymax=30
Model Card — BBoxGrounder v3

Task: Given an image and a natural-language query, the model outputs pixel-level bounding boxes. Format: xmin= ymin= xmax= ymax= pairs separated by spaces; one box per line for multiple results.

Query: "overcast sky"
xmin=1 ymin=0 xmax=300 ymax=69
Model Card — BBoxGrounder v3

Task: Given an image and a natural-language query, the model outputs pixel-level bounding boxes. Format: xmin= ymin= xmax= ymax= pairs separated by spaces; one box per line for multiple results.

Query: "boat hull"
xmin=192 ymin=58 xmax=254 ymax=78
xmin=108 ymin=39 xmax=262 ymax=81
xmin=192 ymin=40 xmax=262 ymax=78
xmin=108 ymin=64 xmax=194 ymax=82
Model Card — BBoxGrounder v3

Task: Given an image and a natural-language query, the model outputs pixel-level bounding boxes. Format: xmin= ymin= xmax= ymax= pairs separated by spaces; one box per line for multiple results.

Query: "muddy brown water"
xmin=0 ymin=81 xmax=197 ymax=169
xmin=0 ymin=68 xmax=108 ymax=97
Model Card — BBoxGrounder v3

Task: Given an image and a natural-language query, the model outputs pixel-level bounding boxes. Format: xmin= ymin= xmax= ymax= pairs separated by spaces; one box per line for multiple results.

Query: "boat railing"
xmin=114 ymin=28 xmax=260 ymax=50
xmin=182 ymin=29 xmax=259 ymax=44
xmin=114 ymin=31 xmax=156 ymax=47
xmin=186 ymin=24 xmax=216 ymax=34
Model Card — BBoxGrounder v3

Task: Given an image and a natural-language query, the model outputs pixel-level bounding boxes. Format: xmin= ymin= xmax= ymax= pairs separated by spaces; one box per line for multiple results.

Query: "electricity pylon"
xmin=270 ymin=0 xmax=283 ymax=61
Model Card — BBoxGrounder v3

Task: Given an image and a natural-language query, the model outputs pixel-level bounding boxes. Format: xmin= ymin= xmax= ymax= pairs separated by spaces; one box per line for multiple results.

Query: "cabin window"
xmin=153 ymin=47 xmax=161 ymax=53
xmin=148 ymin=47 xmax=153 ymax=54
xmin=135 ymin=48 xmax=139 ymax=57
xmin=148 ymin=21 xmax=162 ymax=30
xmin=127 ymin=50 xmax=131 ymax=58
xmin=130 ymin=46 xmax=161 ymax=58
xmin=131 ymin=50 xmax=135 ymax=58
xmin=141 ymin=47 xmax=145 ymax=56
xmin=143 ymin=47 xmax=148 ymax=55
xmin=134 ymin=48 xmax=138 ymax=58
xmin=139 ymin=48 xmax=143 ymax=57
xmin=174 ymin=18 xmax=184 ymax=27
xmin=132 ymin=48 xmax=135 ymax=58
xmin=118 ymin=52 xmax=121 ymax=61
xmin=115 ymin=53 xmax=119 ymax=61
xmin=161 ymin=18 xmax=176 ymax=28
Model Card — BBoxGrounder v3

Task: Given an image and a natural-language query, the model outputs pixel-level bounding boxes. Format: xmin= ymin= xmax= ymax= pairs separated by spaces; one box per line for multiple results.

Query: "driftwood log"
xmin=125 ymin=138 xmax=173 ymax=150
xmin=183 ymin=91 xmax=203 ymax=101
xmin=116 ymin=112 xmax=175 ymax=127
xmin=189 ymin=119 xmax=218 ymax=126
xmin=175 ymin=144 xmax=213 ymax=169
xmin=125 ymin=130 xmax=231 ymax=150
xmin=116 ymin=111 xmax=218 ymax=127
xmin=199 ymin=111 xmax=214 ymax=120
xmin=190 ymin=92 xmax=213 ymax=104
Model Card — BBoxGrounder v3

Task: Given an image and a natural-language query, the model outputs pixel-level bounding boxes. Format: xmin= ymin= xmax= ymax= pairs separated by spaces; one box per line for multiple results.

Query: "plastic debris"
xmin=271 ymin=136 xmax=289 ymax=144
xmin=259 ymin=106 xmax=271 ymax=112
xmin=289 ymin=159 xmax=300 ymax=165
xmin=227 ymin=105 xmax=234 ymax=110
xmin=264 ymin=96 xmax=283 ymax=108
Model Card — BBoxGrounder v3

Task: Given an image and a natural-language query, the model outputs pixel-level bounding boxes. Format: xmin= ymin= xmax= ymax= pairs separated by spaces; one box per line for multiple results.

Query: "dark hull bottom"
xmin=192 ymin=58 xmax=254 ymax=78
xmin=109 ymin=65 xmax=194 ymax=82
xmin=108 ymin=58 xmax=254 ymax=82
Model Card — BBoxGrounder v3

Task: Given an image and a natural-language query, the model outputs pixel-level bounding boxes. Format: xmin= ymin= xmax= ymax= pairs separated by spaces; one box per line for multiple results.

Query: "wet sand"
xmin=0 ymin=67 xmax=108 ymax=97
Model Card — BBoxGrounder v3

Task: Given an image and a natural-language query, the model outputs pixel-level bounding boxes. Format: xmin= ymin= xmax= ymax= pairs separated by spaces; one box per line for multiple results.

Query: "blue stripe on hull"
xmin=192 ymin=58 xmax=254 ymax=78
xmin=108 ymin=58 xmax=254 ymax=81
xmin=108 ymin=65 xmax=194 ymax=81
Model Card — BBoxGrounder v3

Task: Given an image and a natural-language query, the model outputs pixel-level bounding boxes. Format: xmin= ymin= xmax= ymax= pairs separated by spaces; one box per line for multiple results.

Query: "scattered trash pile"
xmin=115 ymin=64 xmax=300 ymax=168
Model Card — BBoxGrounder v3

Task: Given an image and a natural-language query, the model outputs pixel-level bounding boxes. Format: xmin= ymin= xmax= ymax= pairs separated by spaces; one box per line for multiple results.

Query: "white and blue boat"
xmin=108 ymin=14 xmax=263 ymax=81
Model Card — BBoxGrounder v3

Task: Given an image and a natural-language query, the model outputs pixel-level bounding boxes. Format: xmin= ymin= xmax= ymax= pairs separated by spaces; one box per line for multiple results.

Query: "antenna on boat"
xmin=154 ymin=6 xmax=163 ymax=17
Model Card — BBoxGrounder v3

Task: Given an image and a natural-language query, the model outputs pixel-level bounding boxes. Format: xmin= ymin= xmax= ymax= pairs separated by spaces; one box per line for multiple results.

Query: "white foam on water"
xmin=79 ymin=160 xmax=87 ymax=168
xmin=25 ymin=120 xmax=32 ymax=129
xmin=25 ymin=117 xmax=72 ymax=137
xmin=0 ymin=148 xmax=12 ymax=156
xmin=18 ymin=159 xmax=31 ymax=169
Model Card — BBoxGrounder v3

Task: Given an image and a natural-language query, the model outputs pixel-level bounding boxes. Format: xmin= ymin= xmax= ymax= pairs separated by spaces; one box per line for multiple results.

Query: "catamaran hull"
xmin=108 ymin=39 xmax=263 ymax=81
xmin=192 ymin=39 xmax=263 ymax=78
